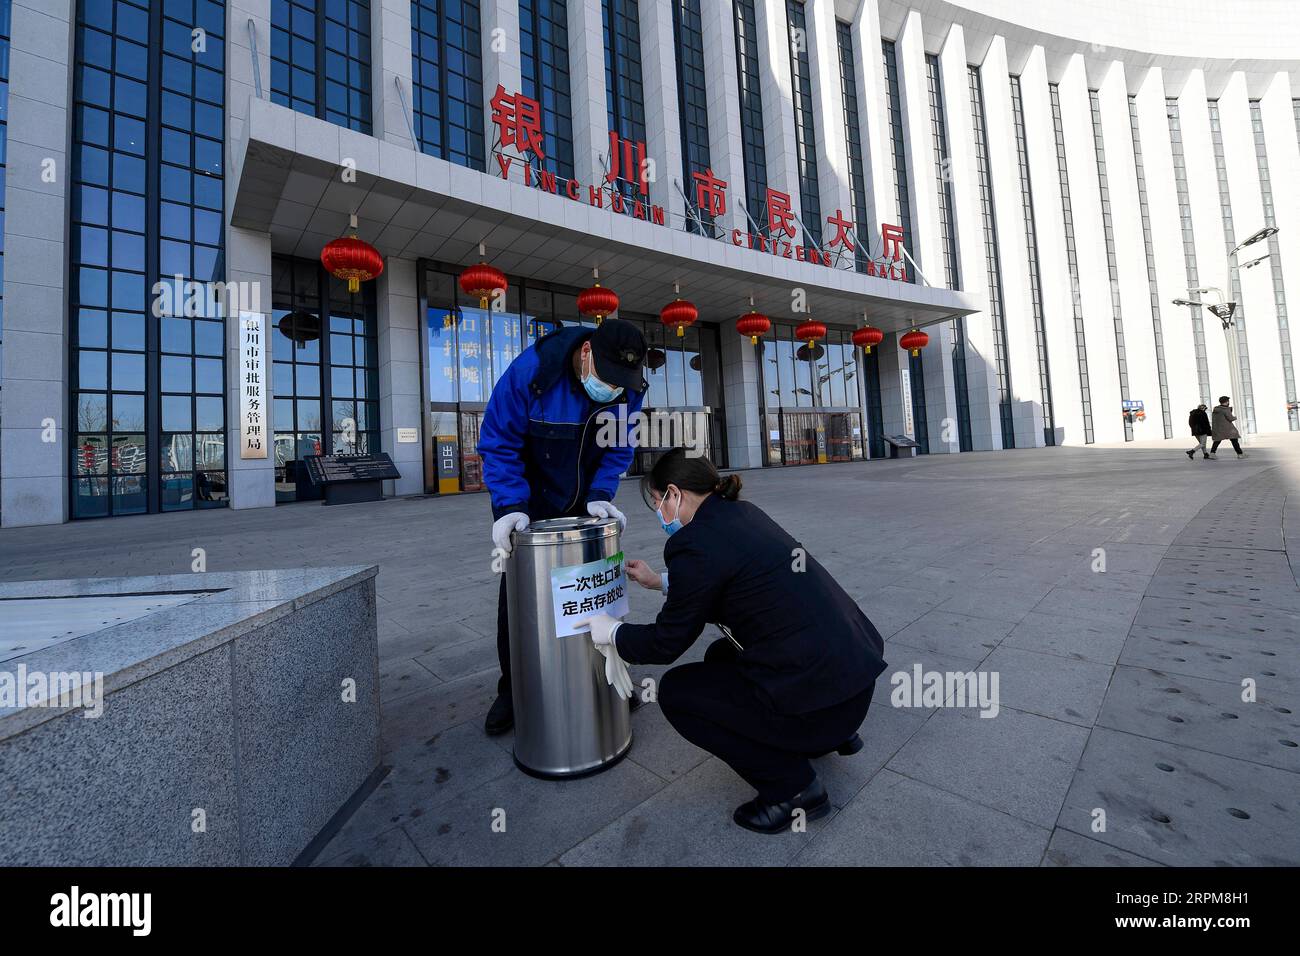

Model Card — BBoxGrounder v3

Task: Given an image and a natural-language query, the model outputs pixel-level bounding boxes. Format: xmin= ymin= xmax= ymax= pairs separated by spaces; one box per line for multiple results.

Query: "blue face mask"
xmin=657 ymin=490 xmax=683 ymax=536
xmin=582 ymin=352 xmax=624 ymax=404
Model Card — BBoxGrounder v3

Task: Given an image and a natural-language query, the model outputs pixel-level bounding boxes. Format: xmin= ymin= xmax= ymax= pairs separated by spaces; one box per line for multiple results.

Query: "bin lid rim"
xmin=514 ymin=516 xmax=620 ymax=545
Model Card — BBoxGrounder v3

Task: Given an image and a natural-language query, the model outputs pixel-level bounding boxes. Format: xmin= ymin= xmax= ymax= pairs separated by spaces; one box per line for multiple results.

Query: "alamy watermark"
xmin=0 ymin=665 xmax=105 ymax=719
xmin=594 ymin=407 xmax=710 ymax=457
xmin=890 ymin=663 xmax=1000 ymax=718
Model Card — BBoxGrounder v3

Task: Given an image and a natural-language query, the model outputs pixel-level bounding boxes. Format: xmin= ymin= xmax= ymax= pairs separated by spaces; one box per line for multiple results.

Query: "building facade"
xmin=2 ymin=0 xmax=1299 ymax=525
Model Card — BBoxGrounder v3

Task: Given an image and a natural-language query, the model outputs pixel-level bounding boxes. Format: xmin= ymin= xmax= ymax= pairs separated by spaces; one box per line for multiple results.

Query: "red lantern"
xmin=900 ymin=329 xmax=930 ymax=356
xmin=578 ymin=283 xmax=620 ymax=324
xmin=736 ymin=310 xmax=771 ymax=345
xmin=795 ymin=319 xmax=828 ymax=348
xmin=660 ymin=298 xmax=698 ymax=338
xmin=321 ymin=234 xmax=384 ymax=293
xmin=459 ymin=262 xmax=508 ymax=309
xmin=852 ymin=325 xmax=884 ymax=354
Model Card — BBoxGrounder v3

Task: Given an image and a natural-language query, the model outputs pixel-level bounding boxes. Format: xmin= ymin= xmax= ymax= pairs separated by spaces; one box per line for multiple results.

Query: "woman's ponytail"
xmin=714 ymin=474 xmax=743 ymax=501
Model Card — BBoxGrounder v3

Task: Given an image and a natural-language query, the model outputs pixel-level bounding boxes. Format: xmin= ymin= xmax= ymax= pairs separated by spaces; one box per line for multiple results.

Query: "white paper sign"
xmin=899 ymin=367 xmax=915 ymax=439
xmin=239 ymin=311 xmax=268 ymax=459
xmin=550 ymin=551 xmax=629 ymax=638
xmin=397 ymin=427 xmax=419 ymax=443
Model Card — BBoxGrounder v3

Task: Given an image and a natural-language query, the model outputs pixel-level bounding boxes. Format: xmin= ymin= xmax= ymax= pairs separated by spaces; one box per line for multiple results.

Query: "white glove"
xmin=491 ymin=512 xmax=530 ymax=555
xmin=586 ymin=500 xmax=627 ymax=531
xmin=588 ymin=613 xmax=634 ymax=700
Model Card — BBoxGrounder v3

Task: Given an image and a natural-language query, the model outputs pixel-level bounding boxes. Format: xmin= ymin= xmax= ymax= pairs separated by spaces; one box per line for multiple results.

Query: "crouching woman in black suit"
xmin=587 ymin=448 xmax=887 ymax=833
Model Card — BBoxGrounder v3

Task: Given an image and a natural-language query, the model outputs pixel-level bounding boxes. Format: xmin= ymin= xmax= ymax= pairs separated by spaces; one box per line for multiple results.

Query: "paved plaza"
xmin=3 ymin=437 xmax=1299 ymax=867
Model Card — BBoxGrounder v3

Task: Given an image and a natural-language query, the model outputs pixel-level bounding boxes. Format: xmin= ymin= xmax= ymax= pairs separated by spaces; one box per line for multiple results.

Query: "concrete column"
xmin=699 ymin=0 xmax=746 ymax=237
xmin=1018 ymin=47 xmax=1079 ymax=446
xmin=1133 ymin=66 xmax=1201 ymax=426
xmin=373 ymin=0 xmax=416 ymax=149
xmin=1 ymin=0 xmax=74 ymax=527
xmin=225 ymin=229 xmax=276 ymax=510
xmin=375 ymin=259 xmax=425 ymax=496
xmin=849 ymin=0 xmax=893 ymax=251
xmin=896 ymin=11 xmax=957 ymax=452
xmin=1258 ymin=72 xmax=1300 ymax=424
xmin=639 ymin=0 xmax=683 ymax=219
xmin=942 ymin=26 xmax=999 ymax=451
xmin=1097 ymin=62 xmax=1161 ymax=440
xmin=568 ymin=0 xmax=608 ymax=188
xmin=1058 ymin=53 xmax=1123 ymax=444
xmin=1219 ymin=72 xmax=1286 ymax=434
xmin=720 ymin=317 xmax=764 ymax=468
xmin=754 ymin=0 xmax=802 ymax=234
xmin=228 ymin=0 xmax=270 ymax=152
xmin=480 ymin=0 xmax=523 ymax=165
xmin=805 ymin=0 xmax=852 ymax=242
xmin=981 ymin=37 xmax=1043 ymax=447
xmin=876 ymin=331 xmax=911 ymax=443
xmin=1177 ymin=71 xmax=1234 ymax=412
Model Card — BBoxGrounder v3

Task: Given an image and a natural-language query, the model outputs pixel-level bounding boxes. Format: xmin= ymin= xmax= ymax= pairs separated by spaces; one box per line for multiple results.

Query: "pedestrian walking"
xmin=1186 ymin=404 xmax=1212 ymax=460
xmin=1210 ymin=396 xmax=1247 ymax=459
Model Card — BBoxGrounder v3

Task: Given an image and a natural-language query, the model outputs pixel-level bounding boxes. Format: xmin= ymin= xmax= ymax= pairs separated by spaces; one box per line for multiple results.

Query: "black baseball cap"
xmin=589 ymin=318 xmax=647 ymax=391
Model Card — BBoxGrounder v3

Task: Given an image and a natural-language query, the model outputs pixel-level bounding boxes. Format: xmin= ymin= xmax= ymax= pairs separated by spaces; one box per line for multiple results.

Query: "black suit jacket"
xmin=615 ymin=495 xmax=887 ymax=715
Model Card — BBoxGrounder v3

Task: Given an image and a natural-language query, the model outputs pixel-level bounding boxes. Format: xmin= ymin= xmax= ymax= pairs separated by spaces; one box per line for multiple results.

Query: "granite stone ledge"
xmin=0 ymin=566 xmax=380 ymax=866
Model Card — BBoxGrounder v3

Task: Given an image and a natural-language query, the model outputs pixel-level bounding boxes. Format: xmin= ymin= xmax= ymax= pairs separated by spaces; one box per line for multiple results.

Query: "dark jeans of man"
xmin=1211 ymin=438 xmax=1243 ymax=455
xmin=658 ymin=638 xmax=876 ymax=803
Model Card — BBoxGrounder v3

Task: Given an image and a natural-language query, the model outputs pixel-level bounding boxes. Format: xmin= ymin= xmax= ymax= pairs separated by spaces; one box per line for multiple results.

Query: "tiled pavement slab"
xmin=792 ymin=770 xmax=1052 ymax=867
xmin=1095 ymin=666 xmax=1300 ymax=772
xmin=1055 ymin=728 xmax=1300 ymax=866
xmin=4 ymin=438 xmax=1299 ymax=865
xmin=1040 ymin=829 xmax=1163 ymax=867
xmin=884 ymin=706 xmax=1091 ymax=829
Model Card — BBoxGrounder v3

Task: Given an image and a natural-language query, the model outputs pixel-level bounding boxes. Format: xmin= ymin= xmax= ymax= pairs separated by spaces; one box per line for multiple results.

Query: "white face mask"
xmin=656 ymin=488 xmax=683 ymax=535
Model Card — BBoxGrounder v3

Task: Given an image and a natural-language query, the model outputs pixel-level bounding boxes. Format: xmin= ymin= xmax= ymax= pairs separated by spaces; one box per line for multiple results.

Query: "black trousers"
xmin=659 ymin=639 xmax=876 ymax=803
xmin=1211 ymin=438 xmax=1242 ymax=455
xmin=496 ymin=575 xmax=511 ymax=696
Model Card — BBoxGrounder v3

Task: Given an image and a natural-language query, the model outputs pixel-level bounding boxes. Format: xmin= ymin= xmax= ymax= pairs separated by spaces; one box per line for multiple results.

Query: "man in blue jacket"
xmin=478 ymin=318 xmax=648 ymax=734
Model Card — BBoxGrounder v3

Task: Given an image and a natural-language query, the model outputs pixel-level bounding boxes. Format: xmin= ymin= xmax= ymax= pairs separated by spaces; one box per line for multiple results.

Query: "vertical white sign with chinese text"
xmin=239 ymin=311 xmax=268 ymax=459
xmin=900 ymin=367 xmax=915 ymax=439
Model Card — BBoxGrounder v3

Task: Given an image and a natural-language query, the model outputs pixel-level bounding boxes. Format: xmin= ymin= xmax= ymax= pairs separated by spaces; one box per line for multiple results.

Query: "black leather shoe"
xmin=835 ymin=733 xmax=864 ymax=756
xmin=732 ymin=777 xmax=830 ymax=834
xmin=484 ymin=693 xmax=514 ymax=736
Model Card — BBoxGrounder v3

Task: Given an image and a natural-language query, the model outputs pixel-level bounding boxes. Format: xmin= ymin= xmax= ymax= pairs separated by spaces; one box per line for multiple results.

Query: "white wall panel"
xmin=980 ymin=37 xmax=1042 ymax=446
xmin=1019 ymin=47 xmax=1084 ymax=447
xmin=700 ymin=0 xmax=748 ymax=238
xmin=1177 ymin=72 xmax=1234 ymax=410
xmin=1258 ymin=73 xmax=1300 ymax=425
xmin=1134 ymin=68 xmax=1201 ymax=425
xmin=896 ymin=11 xmax=957 ymax=451
xmin=940 ymin=23 xmax=999 ymax=451
xmin=1097 ymin=62 xmax=1161 ymax=440
xmin=1218 ymin=74 xmax=1287 ymax=434
xmin=1059 ymin=54 xmax=1123 ymax=443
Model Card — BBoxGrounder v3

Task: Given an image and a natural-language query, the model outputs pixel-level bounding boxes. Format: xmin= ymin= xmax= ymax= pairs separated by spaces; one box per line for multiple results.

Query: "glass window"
xmin=733 ymin=0 xmax=768 ymax=228
xmin=603 ymin=0 xmax=647 ymax=201
xmin=786 ymin=2 xmax=821 ymax=248
xmin=271 ymin=0 xmax=372 ymax=134
xmin=520 ymin=0 xmax=575 ymax=182
xmin=412 ymin=0 xmax=484 ymax=169
xmin=672 ymin=0 xmax=712 ymax=233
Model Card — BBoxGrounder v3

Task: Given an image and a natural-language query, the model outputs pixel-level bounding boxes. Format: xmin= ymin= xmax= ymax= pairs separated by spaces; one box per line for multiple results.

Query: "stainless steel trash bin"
xmin=506 ymin=516 xmax=633 ymax=778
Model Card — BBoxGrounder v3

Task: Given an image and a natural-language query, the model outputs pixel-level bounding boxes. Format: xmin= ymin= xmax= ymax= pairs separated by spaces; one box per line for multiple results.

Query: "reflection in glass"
xmin=112 ymin=433 xmax=148 ymax=474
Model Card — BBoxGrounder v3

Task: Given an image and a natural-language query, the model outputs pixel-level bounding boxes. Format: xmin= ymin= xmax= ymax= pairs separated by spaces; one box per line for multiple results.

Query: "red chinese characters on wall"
xmin=485 ymin=84 xmax=911 ymax=282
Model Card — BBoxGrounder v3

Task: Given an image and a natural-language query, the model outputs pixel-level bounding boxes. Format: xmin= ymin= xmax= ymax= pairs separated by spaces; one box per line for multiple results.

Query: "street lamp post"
xmin=1171 ymin=225 xmax=1278 ymax=441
